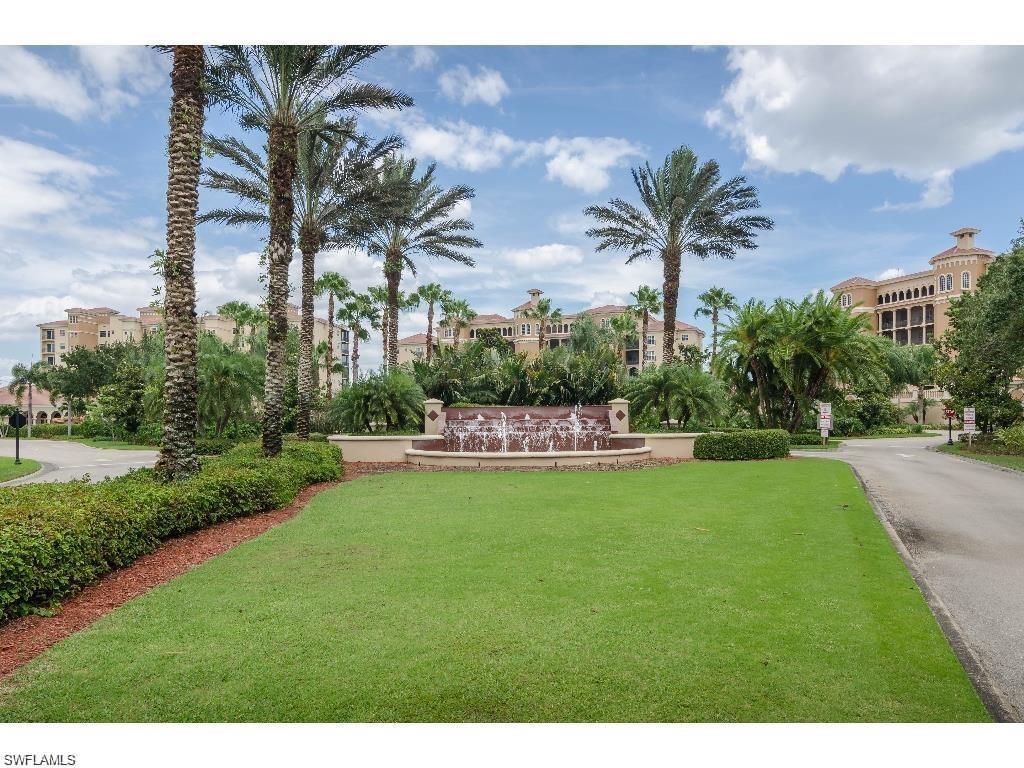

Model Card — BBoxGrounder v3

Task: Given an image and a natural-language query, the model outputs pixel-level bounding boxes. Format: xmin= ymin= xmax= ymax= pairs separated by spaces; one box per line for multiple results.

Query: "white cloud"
xmin=541 ymin=136 xmax=642 ymax=194
xmin=706 ymin=46 xmax=1024 ymax=209
xmin=876 ymin=267 xmax=906 ymax=280
xmin=0 ymin=136 xmax=104 ymax=227
xmin=409 ymin=46 xmax=438 ymax=71
xmin=500 ymin=243 xmax=585 ymax=270
xmin=438 ymin=65 xmax=510 ymax=106
xmin=449 ymin=198 xmax=473 ymax=220
xmin=0 ymin=46 xmax=165 ymax=121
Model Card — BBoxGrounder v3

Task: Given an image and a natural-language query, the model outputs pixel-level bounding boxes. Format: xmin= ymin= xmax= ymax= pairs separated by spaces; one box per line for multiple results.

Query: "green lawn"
xmin=0 ymin=460 xmax=986 ymax=722
xmin=0 ymin=437 xmax=154 ymax=451
xmin=937 ymin=443 xmax=1024 ymax=473
xmin=0 ymin=457 xmax=40 ymax=483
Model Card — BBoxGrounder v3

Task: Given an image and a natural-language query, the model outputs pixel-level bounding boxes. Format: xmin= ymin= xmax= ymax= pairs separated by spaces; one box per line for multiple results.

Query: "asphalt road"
xmin=0 ymin=438 xmax=157 ymax=486
xmin=797 ymin=433 xmax=1024 ymax=721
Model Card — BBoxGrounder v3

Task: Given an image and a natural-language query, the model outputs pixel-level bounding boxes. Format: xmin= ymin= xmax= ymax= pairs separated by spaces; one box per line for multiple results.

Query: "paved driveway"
xmin=796 ymin=434 xmax=1024 ymax=721
xmin=0 ymin=439 xmax=157 ymax=486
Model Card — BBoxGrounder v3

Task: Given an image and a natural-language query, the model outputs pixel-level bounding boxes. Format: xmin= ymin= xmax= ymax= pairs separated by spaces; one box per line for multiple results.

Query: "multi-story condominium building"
xmin=37 ymin=304 xmax=350 ymax=390
xmin=397 ymin=288 xmax=705 ymax=374
xmin=831 ymin=226 xmax=998 ymax=423
xmin=830 ymin=227 xmax=995 ymax=346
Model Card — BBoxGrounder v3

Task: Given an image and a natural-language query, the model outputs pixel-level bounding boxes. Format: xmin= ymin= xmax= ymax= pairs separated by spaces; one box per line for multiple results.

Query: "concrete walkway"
xmin=0 ymin=439 xmax=157 ymax=486
xmin=796 ymin=434 xmax=1024 ymax=721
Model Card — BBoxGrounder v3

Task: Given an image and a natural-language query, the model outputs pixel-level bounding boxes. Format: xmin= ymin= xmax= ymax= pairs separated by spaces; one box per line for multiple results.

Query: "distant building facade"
xmin=37 ymin=304 xmax=350 ymax=391
xmin=397 ymin=288 xmax=705 ymax=374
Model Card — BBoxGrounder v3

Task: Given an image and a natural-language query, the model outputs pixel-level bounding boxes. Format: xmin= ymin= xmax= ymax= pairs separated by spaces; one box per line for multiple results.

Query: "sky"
xmin=1 ymin=44 xmax=1023 ymax=379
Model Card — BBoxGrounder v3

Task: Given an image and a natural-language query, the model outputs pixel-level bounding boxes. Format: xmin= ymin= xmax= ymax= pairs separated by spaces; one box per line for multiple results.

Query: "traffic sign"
xmin=818 ymin=402 xmax=832 ymax=416
xmin=943 ymin=407 xmax=957 ymax=420
xmin=963 ymin=406 xmax=976 ymax=433
xmin=8 ymin=412 xmax=26 ymax=429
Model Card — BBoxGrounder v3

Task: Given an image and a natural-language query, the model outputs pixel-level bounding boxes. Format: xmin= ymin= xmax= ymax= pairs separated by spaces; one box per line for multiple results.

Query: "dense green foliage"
xmin=0 ymin=441 xmax=341 ymax=621
xmin=0 ymin=462 xmax=986 ymax=722
xmin=693 ymin=429 xmax=790 ymax=460
xmin=623 ymin=363 xmax=726 ymax=429
xmin=328 ymin=369 xmax=425 ymax=433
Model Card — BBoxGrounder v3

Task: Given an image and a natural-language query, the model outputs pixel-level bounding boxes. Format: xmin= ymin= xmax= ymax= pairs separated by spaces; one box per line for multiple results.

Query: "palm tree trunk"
xmin=641 ymin=311 xmax=649 ymax=371
xmin=711 ymin=308 xmax=719 ymax=363
xmin=918 ymin=386 xmax=926 ymax=425
xmin=351 ymin=331 xmax=360 ymax=383
xmin=426 ymin=302 xmax=435 ymax=362
xmin=661 ymin=245 xmax=681 ymax=364
xmin=26 ymin=382 xmax=33 ymax=439
xmin=155 ymin=45 xmax=204 ymax=481
xmin=262 ymin=121 xmax=298 ymax=458
xmin=384 ymin=251 xmax=401 ymax=369
xmin=538 ymin=322 xmax=546 ymax=352
xmin=325 ymin=292 xmax=335 ymax=400
xmin=295 ymin=236 xmax=317 ymax=440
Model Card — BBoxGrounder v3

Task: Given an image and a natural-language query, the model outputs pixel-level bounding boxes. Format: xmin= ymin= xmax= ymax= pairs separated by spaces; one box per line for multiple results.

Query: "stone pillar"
xmin=608 ymin=398 xmax=630 ymax=434
xmin=424 ymin=399 xmax=446 ymax=435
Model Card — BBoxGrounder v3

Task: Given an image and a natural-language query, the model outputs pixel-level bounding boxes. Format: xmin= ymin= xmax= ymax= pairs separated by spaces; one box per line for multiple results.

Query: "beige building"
xmin=38 ymin=304 xmax=350 ymax=390
xmin=831 ymin=226 xmax=998 ymax=423
xmin=398 ymin=288 xmax=705 ymax=374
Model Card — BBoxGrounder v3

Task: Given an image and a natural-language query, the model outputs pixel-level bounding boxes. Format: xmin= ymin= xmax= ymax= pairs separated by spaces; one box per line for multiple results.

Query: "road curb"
xmin=927 ymin=444 xmax=1024 ymax=477
xmin=848 ymin=464 xmax=1019 ymax=723
xmin=0 ymin=461 xmax=51 ymax=487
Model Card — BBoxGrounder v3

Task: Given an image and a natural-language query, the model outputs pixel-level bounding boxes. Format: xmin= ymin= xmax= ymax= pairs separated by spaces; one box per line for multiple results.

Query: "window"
xmin=644 ymin=350 xmax=656 ymax=362
xmin=46 ymin=356 xmax=54 ymax=366
xmin=645 ymin=333 xmax=655 ymax=346
xmin=961 ymin=271 xmax=971 ymax=290
xmin=839 ymin=293 xmax=852 ymax=308
xmin=444 ymin=328 xmax=453 ymax=338
xmin=680 ymin=334 xmax=689 ymax=342
xmin=60 ymin=329 xmax=65 ymax=336
xmin=946 ymin=273 xmax=953 ymax=291
xmin=469 ymin=329 xmax=476 ymax=339
xmin=600 ymin=319 xmax=609 ymax=329
xmin=44 ymin=330 xmax=54 ymax=340
xmin=59 ymin=344 xmax=65 ymax=350
xmin=929 ymin=284 xmax=935 ymax=296
xmin=938 ymin=275 xmax=946 ymax=292
xmin=99 ymin=330 xmax=108 ymax=338
xmin=520 ymin=323 xmax=531 ymax=336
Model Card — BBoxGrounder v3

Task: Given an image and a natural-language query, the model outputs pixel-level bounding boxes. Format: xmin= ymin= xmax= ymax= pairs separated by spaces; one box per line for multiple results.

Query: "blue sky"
xmin=1 ymin=45 xmax=1023 ymax=377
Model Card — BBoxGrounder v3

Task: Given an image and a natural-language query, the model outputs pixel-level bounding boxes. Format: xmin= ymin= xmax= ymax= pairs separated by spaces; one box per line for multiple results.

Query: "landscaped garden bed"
xmin=0 ymin=459 xmax=987 ymax=722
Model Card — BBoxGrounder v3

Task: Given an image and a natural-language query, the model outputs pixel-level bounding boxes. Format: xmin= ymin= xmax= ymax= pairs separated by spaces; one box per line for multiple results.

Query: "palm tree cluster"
xmin=148 ymin=44 xmax=484 ymax=476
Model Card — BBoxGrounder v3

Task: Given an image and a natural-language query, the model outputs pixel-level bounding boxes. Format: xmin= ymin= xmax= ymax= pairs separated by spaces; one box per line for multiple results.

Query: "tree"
xmin=314 ymin=272 xmax=352 ymax=399
xmin=202 ymin=129 xmax=398 ymax=436
xmin=7 ymin=361 xmax=48 ymax=437
xmin=329 ymin=369 xmax=424 ymax=433
xmin=609 ymin=310 xmax=638 ymax=358
xmin=46 ymin=345 xmax=132 ymax=432
xmin=585 ymin=146 xmax=772 ymax=363
xmin=154 ymin=45 xmax=205 ymax=481
xmin=524 ymin=297 xmax=563 ymax=352
xmin=367 ymin=284 xmax=391 ymax=364
xmin=694 ymin=286 xmax=738 ymax=364
xmin=629 ymin=285 xmax=662 ymax=372
xmin=886 ymin=343 xmax=938 ymax=425
xmin=205 ymin=45 xmax=411 ymax=457
xmin=197 ymin=335 xmax=264 ymax=437
xmin=350 ymin=156 xmax=481 ymax=368
xmin=337 ymin=293 xmax=379 ymax=383
xmin=441 ymin=298 xmax=476 ymax=348
xmin=95 ymin=360 xmax=146 ymax=436
xmin=415 ymin=282 xmax=451 ymax=362
xmin=626 ymin=363 xmax=725 ymax=428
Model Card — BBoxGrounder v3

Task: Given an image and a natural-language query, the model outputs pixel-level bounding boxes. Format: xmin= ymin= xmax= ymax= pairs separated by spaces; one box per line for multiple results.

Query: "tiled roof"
xmin=649 ymin=319 xmax=703 ymax=333
xmin=398 ymin=333 xmax=428 ymax=345
xmin=36 ymin=320 xmax=68 ymax=327
xmin=472 ymin=313 xmax=512 ymax=323
xmin=578 ymin=304 xmax=630 ymax=315
xmin=831 ymin=276 xmax=877 ymax=290
xmin=0 ymin=388 xmax=57 ymax=406
xmin=928 ymin=245 xmax=996 ymax=264
xmin=510 ymin=300 xmax=534 ymax=312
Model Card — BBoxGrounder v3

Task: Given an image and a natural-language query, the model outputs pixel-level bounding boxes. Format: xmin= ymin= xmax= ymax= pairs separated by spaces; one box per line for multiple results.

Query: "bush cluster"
xmin=787 ymin=431 xmax=829 ymax=446
xmin=693 ymin=429 xmax=790 ymax=460
xmin=0 ymin=441 xmax=341 ymax=622
xmin=997 ymin=424 xmax=1024 ymax=455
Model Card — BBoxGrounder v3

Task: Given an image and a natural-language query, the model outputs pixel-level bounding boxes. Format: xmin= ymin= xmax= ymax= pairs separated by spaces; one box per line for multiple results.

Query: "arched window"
xmin=961 ymin=271 xmax=971 ymax=290
xmin=938 ymin=275 xmax=946 ymax=292
xmin=839 ymin=293 xmax=851 ymax=308
xmin=913 ymin=288 xmax=920 ymax=299
xmin=898 ymin=290 xmax=905 ymax=301
xmin=877 ymin=295 xmax=883 ymax=304
xmin=946 ymin=274 xmax=953 ymax=291
xmin=929 ymin=284 xmax=935 ymax=296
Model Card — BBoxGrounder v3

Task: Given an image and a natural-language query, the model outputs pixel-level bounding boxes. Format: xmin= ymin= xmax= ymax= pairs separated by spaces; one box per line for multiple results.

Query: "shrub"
xmin=788 ymin=431 xmax=829 ymax=446
xmin=995 ymin=424 xmax=1024 ymax=455
xmin=329 ymin=370 xmax=424 ymax=434
xmin=693 ymin=429 xmax=790 ymax=460
xmin=0 ymin=441 xmax=341 ymax=622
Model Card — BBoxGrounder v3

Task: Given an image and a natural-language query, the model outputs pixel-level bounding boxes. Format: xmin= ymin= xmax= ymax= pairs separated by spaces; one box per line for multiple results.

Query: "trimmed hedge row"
xmin=0 ymin=441 xmax=341 ymax=622
xmin=693 ymin=429 xmax=790 ymax=461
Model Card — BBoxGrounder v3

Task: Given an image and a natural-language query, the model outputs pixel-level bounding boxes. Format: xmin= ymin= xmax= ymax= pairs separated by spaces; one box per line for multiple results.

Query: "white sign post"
xmin=817 ymin=402 xmax=832 ymax=446
xmin=963 ymin=406 xmax=976 ymax=447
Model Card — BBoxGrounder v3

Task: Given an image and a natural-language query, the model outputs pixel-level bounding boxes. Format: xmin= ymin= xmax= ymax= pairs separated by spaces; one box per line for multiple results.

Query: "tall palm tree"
xmin=887 ymin=342 xmax=938 ymax=425
xmin=217 ymin=300 xmax=256 ymax=348
xmin=314 ymin=271 xmax=352 ymax=400
xmin=350 ymin=156 xmax=481 ymax=368
xmin=524 ymin=297 xmax=563 ymax=352
xmin=441 ymin=298 xmax=476 ymax=348
xmin=609 ymin=310 xmax=638 ymax=361
xmin=7 ymin=361 xmax=48 ymax=438
xmin=366 ymin=284 xmax=391 ymax=365
xmin=584 ymin=146 xmax=772 ymax=364
xmin=337 ymin=293 xmax=379 ymax=383
xmin=202 ymin=129 xmax=397 ymax=437
xmin=694 ymin=286 xmax=739 ymax=364
xmin=415 ymin=282 xmax=451 ymax=362
xmin=155 ymin=45 xmax=205 ymax=481
xmin=629 ymin=285 xmax=662 ymax=371
xmin=205 ymin=45 xmax=411 ymax=456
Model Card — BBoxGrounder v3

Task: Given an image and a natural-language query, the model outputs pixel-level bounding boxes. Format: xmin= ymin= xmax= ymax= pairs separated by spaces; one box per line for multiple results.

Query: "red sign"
xmin=943 ymin=408 xmax=957 ymax=419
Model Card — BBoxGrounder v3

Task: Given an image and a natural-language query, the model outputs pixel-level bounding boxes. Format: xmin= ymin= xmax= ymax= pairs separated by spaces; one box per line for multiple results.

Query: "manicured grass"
xmin=936 ymin=443 xmax=1024 ymax=473
xmin=0 ymin=437 xmax=154 ymax=451
xmin=0 ymin=460 xmax=986 ymax=722
xmin=0 ymin=457 xmax=40 ymax=483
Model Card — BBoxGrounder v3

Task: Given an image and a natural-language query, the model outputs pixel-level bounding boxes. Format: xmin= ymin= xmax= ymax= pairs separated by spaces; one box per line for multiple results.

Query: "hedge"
xmin=0 ymin=441 xmax=341 ymax=622
xmin=693 ymin=429 xmax=790 ymax=460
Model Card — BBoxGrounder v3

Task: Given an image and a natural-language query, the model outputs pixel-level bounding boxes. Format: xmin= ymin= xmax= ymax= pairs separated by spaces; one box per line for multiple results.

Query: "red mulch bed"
xmin=0 ymin=458 xmax=683 ymax=679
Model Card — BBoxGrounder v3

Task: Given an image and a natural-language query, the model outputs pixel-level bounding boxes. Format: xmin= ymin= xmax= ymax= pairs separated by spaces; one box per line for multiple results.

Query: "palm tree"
xmin=694 ymin=286 xmax=739 ymax=364
xmin=629 ymin=285 xmax=662 ymax=371
xmin=524 ymin=297 xmax=563 ymax=352
xmin=366 ymin=284 xmax=391 ymax=365
xmin=441 ymin=298 xmax=476 ymax=348
xmin=314 ymin=272 xmax=352 ymax=400
xmin=205 ymin=45 xmax=411 ymax=457
xmin=154 ymin=45 xmax=205 ymax=481
xmin=337 ymin=293 xmax=379 ymax=383
xmin=584 ymin=146 xmax=772 ymax=364
xmin=7 ymin=361 xmax=48 ymax=438
xmin=415 ymin=282 xmax=451 ymax=362
xmin=202 ymin=128 xmax=399 ymax=439
xmin=609 ymin=310 xmax=638 ymax=360
xmin=350 ymin=156 xmax=481 ymax=368
xmin=887 ymin=343 xmax=938 ymax=425
xmin=217 ymin=300 xmax=256 ymax=348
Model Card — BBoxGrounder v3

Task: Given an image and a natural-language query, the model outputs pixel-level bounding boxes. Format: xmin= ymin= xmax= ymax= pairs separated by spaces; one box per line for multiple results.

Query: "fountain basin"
xmin=405 ymin=446 xmax=652 ymax=468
